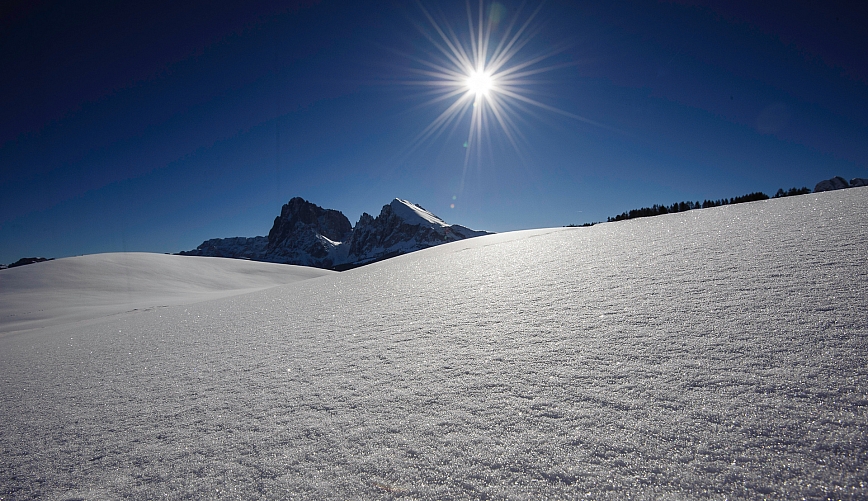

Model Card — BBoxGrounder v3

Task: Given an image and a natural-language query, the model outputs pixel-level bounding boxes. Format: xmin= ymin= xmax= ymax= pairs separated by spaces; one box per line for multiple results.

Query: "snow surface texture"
xmin=1 ymin=189 xmax=866 ymax=500
xmin=0 ymin=253 xmax=334 ymax=335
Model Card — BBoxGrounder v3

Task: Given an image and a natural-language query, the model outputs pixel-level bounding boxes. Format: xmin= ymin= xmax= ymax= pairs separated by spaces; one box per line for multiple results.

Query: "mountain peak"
xmin=181 ymin=197 xmax=491 ymax=270
xmin=389 ymin=198 xmax=447 ymax=228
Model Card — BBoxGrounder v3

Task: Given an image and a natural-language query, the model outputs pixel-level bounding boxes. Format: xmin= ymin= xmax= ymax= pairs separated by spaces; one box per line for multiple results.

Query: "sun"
xmin=404 ymin=2 xmax=577 ymax=172
xmin=400 ymin=2 xmax=609 ymax=199
xmin=466 ymin=69 xmax=494 ymax=98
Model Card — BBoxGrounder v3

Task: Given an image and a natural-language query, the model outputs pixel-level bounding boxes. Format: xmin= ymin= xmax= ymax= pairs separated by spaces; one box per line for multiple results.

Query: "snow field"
xmin=0 ymin=188 xmax=866 ymax=499
xmin=0 ymin=253 xmax=335 ymax=335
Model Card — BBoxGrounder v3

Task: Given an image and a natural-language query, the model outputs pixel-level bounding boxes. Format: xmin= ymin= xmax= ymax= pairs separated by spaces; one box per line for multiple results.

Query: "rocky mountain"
xmin=0 ymin=257 xmax=54 ymax=270
xmin=264 ymin=197 xmax=353 ymax=268
xmin=183 ymin=236 xmax=268 ymax=260
xmin=344 ymin=198 xmax=489 ymax=268
xmin=814 ymin=176 xmax=868 ymax=192
xmin=180 ymin=197 xmax=491 ymax=269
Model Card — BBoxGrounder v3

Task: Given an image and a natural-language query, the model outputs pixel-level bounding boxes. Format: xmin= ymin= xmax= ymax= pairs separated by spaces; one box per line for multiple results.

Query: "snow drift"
xmin=0 ymin=252 xmax=334 ymax=335
xmin=1 ymin=188 xmax=866 ymax=499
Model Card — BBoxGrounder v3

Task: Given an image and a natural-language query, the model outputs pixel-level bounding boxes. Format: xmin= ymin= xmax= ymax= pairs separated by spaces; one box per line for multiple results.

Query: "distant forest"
xmin=569 ymin=186 xmax=811 ymax=227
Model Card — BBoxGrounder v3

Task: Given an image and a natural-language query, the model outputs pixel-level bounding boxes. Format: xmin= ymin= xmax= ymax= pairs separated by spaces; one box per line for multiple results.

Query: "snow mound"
xmin=0 ymin=188 xmax=866 ymax=499
xmin=0 ymin=252 xmax=334 ymax=335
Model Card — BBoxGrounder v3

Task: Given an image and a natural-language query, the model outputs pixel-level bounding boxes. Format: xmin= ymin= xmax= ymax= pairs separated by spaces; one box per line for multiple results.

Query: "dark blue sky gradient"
xmin=2 ymin=0 xmax=866 ymax=263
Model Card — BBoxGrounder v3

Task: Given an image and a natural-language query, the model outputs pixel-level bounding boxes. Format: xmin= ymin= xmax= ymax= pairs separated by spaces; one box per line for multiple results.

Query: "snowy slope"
xmin=0 ymin=252 xmax=334 ymax=335
xmin=386 ymin=199 xmax=489 ymax=240
xmin=1 ymin=189 xmax=866 ymax=499
xmin=389 ymin=198 xmax=448 ymax=227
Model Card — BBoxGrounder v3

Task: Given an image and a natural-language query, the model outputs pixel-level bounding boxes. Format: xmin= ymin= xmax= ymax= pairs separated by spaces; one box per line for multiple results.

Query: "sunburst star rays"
xmin=395 ymin=1 xmax=617 ymax=203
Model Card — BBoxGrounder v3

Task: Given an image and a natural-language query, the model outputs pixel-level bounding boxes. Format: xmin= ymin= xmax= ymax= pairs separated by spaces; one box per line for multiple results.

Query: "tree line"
xmin=568 ymin=186 xmax=810 ymax=227
xmin=773 ymin=187 xmax=811 ymax=198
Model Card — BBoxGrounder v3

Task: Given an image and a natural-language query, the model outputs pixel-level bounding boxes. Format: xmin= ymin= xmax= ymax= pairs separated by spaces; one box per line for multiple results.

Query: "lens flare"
xmin=400 ymin=1 xmax=607 ymax=195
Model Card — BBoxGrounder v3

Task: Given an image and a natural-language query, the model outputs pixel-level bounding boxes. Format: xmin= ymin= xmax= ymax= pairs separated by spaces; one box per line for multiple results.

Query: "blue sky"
xmin=1 ymin=0 xmax=866 ymax=264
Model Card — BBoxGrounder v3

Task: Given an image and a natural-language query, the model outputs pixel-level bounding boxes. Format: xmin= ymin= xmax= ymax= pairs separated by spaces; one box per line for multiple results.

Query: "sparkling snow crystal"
xmin=1 ymin=188 xmax=866 ymax=499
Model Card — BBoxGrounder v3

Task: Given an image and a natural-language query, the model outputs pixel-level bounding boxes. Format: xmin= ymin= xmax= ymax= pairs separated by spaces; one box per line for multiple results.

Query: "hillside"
xmin=1 ymin=188 xmax=866 ymax=499
xmin=0 ymin=253 xmax=334 ymax=335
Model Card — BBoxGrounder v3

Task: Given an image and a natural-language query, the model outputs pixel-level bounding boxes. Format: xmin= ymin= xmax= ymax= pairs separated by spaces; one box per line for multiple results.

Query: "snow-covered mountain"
xmin=344 ymin=198 xmax=489 ymax=268
xmin=180 ymin=235 xmax=268 ymax=260
xmin=263 ymin=197 xmax=353 ymax=268
xmin=180 ymin=197 xmax=490 ymax=269
xmin=814 ymin=175 xmax=868 ymax=192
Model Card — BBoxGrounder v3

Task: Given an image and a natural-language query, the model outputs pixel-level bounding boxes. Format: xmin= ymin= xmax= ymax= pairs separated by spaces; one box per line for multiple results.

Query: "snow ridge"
xmin=389 ymin=198 xmax=447 ymax=228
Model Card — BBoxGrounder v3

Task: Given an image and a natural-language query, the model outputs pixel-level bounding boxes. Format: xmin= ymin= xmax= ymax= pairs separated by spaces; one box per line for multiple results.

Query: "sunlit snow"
xmin=0 ymin=253 xmax=334 ymax=335
xmin=388 ymin=199 xmax=448 ymax=228
xmin=1 ymin=189 xmax=866 ymax=499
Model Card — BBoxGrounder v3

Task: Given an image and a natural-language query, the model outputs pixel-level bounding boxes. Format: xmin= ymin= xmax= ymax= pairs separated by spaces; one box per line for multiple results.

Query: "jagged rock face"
xmin=180 ymin=197 xmax=490 ymax=269
xmin=814 ymin=176 xmax=849 ymax=192
xmin=179 ymin=236 xmax=267 ymax=260
xmin=345 ymin=199 xmax=489 ymax=265
xmin=265 ymin=198 xmax=352 ymax=266
xmin=267 ymin=198 xmax=352 ymax=246
xmin=347 ymin=204 xmax=442 ymax=261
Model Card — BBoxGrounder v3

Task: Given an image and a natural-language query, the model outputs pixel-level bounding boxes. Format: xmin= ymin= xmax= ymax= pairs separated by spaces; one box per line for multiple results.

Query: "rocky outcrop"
xmin=264 ymin=198 xmax=352 ymax=268
xmin=181 ymin=236 xmax=268 ymax=260
xmin=3 ymin=257 xmax=54 ymax=269
xmin=814 ymin=176 xmax=850 ymax=192
xmin=180 ymin=197 xmax=490 ymax=269
xmin=813 ymin=176 xmax=868 ymax=193
xmin=345 ymin=199 xmax=489 ymax=266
